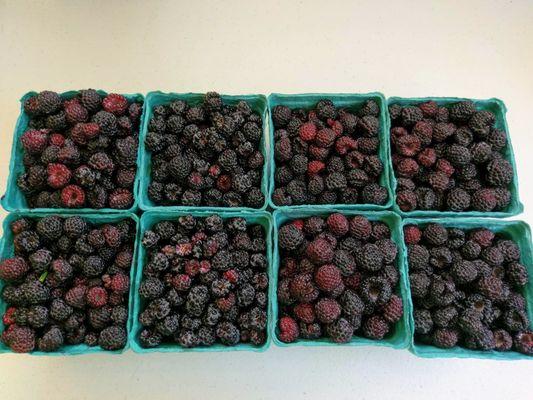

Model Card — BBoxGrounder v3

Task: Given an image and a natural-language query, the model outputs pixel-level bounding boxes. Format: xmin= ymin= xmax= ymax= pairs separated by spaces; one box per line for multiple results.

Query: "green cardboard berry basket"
xmin=137 ymin=92 xmax=269 ymax=212
xmin=267 ymin=93 xmax=394 ymax=211
xmin=0 ymin=211 xmax=140 ymax=356
xmin=388 ymin=96 xmax=523 ymax=218
xmin=401 ymin=217 xmax=533 ymax=360
xmin=130 ymin=210 xmax=273 ymax=353
xmin=270 ymin=208 xmax=411 ymax=349
xmin=1 ymin=90 xmax=145 ymax=214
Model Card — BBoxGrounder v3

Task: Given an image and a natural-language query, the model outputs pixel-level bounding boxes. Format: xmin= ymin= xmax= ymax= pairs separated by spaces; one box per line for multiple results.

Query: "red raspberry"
xmin=308 ymin=145 xmax=330 ymax=160
xmin=343 ymin=272 xmax=362 ymax=290
xmin=102 ymin=224 xmax=121 ymax=247
xmin=216 ymin=292 xmax=236 ymax=312
xmin=315 ymin=128 xmax=336 ymax=148
xmin=278 ymin=316 xmax=299 ymax=343
xmin=203 ymin=239 xmax=218 ymax=257
xmin=469 ymin=229 xmax=495 ymax=248
xmin=24 ymin=96 xmax=40 ymax=115
xmin=403 ymin=225 xmax=421 ymax=244
xmin=176 ymin=242 xmax=192 ymax=256
xmin=21 ymin=129 xmax=48 ymax=154
xmin=188 ymin=172 xmax=204 ymax=189
xmin=199 ymin=260 xmax=211 ymax=274
xmin=395 ymin=135 xmax=421 ymax=157
xmin=47 ymin=163 xmax=72 ymax=189
xmin=349 ymin=216 xmax=372 ymax=239
xmin=61 ymin=184 xmax=85 ymax=207
xmin=315 ymin=264 xmax=342 ymax=292
xmin=70 ymin=124 xmax=88 ymax=145
xmin=315 ymin=298 xmax=341 ymax=324
xmin=217 ymin=175 xmax=232 ymax=192
xmin=49 ymin=133 xmax=65 ymax=147
xmin=299 ymin=122 xmax=317 ymax=142
xmin=396 ymin=158 xmax=419 ymax=178
xmin=104 ymin=273 xmax=130 ymax=293
xmin=326 ymin=213 xmax=349 ymax=237
xmin=191 ymin=231 xmax=207 ymax=244
xmin=86 ymin=286 xmax=108 ymax=308
xmin=2 ymin=307 xmax=16 ymax=326
xmin=65 ymin=285 xmax=88 ymax=308
xmin=363 ymin=315 xmax=389 ymax=340
xmin=306 ymin=238 xmax=334 ymax=264
xmin=412 ymin=121 xmax=433 ymax=145
xmin=171 ymin=274 xmax=191 ymax=291
xmin=327 ymin=119 xmax=344 ymax=135
xmin=419 ymin=100 xmax=438 ymax=117
xmin=381 ymin=294 xmax=403 ymax=323
xmin=223 ymin=269 xmax=239 ymax=283
xmin=0 ymin=257 xmax=29 ymax=281
xmin=436 ymin=158 xmax=455 ymax=177
xmin=109 ymin=188 xmax=133 ymax=209
xmin=208 ymin=164 xmax=221 ymax=178
xmin=417 ymin=147 xmax=437 ymax=167
xmin=290 ymin=273 xmax=319 ymax=303
xmin=391 ymin=126 xmax=408 ymax=141
xmin=335 ymin=136 xmax=357 ymax=155
xmin=185 ymin=260 xmax=201 ymax=277
xmin=293 ymin=303 xmax=315 ymax=323
xmin=3 ymin=324 xmax=35 ymax=353
xmin=102 ymin=94 xmax=128 ymax=115
xmin=57 ymin=145 xmax=80 ymax=165
xmin=396 ymin=190 xmax=417 ymax=212
xmin=307 ymin=160 xmax=325 ymax=175
xmin=64 ymin=98 xmax=88 ymax=124
xmin=71 ymin=122 xmax=100 ymax=144
xmin=291 ymin=219 xmax=304 ymax=230
xmin=115 ymin=250 xmax=133 ymax=269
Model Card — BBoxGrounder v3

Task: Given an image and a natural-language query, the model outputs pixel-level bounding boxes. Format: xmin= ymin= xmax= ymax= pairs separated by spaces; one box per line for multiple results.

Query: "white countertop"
xmin=0 ymin=1 xmax=532 ymax=399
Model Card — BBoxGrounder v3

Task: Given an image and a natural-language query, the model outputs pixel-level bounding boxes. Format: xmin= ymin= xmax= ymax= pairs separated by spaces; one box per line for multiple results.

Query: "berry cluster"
xmin=137 ymin=215 xmax=268 ymax=348
xmin=390 ymin=100 xmax=513 ymax=212
xmin=145 ymin=92 xmax=265 ymax=208
xmin=18 ymin=90 xmax=143 ymax=209
xmin=271 ymin=99 xmax=388 ymax=206
xmin=406 ymin=223 xmax=532 ymax=354
xmin=276 ymin=214 xmax=403 ymax=343
xmin=0 ymin=216 xmax=135 ymax=352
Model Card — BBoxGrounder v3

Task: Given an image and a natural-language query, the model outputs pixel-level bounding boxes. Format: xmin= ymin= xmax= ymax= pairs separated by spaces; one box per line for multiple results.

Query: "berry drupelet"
xmin=390 ymin=100 xmax=514 ymax=213
xmin=272 ymin=99 xmax=388 ymax=206
xmin=404 ymin=222 xmax=531 ymax=355
xmin=0 ymin=215 xmax=136 ymax=353
xmin=17 ymin=90 xmax=143 ymax=209
xmin=277 ymin=214 xmax=403 ymax=344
